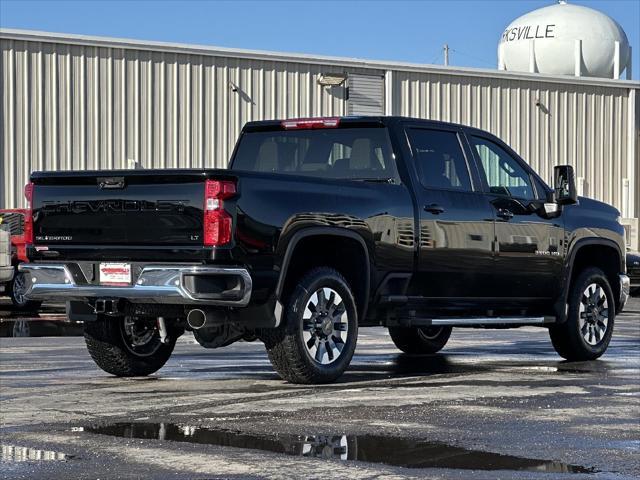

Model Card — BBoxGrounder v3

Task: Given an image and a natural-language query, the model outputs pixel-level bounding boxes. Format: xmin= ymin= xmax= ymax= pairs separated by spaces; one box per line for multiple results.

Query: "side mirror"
xmin=529 ymin=191 xmax=559 ymax=218
xmin=553 ymin=165 xmax=578 ymax=205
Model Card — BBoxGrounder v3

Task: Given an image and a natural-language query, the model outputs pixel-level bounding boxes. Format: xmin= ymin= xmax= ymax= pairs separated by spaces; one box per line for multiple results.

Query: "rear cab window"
xmin=231 ymin=126 xmax=398 ymax=182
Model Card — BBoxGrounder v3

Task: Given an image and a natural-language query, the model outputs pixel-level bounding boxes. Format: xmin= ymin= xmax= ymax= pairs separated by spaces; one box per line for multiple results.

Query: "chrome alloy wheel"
xmin=579 ymin=283 xmax=609 ymax=346
xmin=301 ymin=435 xmax=349 ymax=460
xmin=302 ymin=287 xmax=348 ymax=365
xmin=120 ymin=317 xmax=162 ymax=357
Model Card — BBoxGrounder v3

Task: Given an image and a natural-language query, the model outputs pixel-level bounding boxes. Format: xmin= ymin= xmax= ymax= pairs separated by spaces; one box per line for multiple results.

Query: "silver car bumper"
xmin=18 ymin=263 xmax=252 ymax=306
xmin=619 ymin=274 xmax=630 ymax=311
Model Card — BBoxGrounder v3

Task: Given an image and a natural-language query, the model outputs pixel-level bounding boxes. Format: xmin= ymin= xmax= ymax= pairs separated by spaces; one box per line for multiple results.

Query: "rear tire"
xmin=549 ymin=267 xmax=615 ymax=361
xmin=388 ymin=326 xmax=452 ymax=354
xmin=264 ymin=267 xmax=358 ymax=384
xmin=84 ymin=316 xmax=175 ymax=377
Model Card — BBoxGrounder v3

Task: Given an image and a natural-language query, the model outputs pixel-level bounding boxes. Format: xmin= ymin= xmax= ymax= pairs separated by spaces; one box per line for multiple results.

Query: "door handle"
xmin=496 ymin=208 xmax=514 ymax=221
xmin=424 ymin=204 xmax=445 ymax=215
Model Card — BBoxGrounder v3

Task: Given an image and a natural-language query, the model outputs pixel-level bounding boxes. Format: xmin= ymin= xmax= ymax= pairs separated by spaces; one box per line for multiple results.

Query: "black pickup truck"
xmin=21 ymin=116 xmax=630 ymax=384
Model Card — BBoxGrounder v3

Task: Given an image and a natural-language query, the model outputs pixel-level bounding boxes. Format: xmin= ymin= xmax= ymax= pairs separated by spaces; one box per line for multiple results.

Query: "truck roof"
xmin=242 ymin=116 xmax=471 ymax=132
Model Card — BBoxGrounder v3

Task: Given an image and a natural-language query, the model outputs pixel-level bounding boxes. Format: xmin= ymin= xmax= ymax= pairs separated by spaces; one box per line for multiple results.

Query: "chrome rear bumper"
xmin=18 ymin=263 xmax=252 ymax=306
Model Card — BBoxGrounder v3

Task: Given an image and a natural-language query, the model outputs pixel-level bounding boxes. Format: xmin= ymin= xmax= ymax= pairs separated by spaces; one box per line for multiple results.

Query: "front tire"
xmin=84 ymin=316 xmax=175 ymax=377
xmin=265 ymin=267 xmax=358 ymax=384
xmin=388 ymin=326 xmax=452 ymax=354
xmin=549 ymin=267 xmax=615 ymax=361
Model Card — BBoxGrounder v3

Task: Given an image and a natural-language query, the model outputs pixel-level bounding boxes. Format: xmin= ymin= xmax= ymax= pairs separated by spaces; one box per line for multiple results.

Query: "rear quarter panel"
xmin=229 ymin=171 xmax=415 ymax=303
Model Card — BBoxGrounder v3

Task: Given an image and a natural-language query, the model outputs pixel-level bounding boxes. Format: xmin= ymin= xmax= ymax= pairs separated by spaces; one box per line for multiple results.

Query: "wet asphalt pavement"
xmin=0 ymin=298 xmax=638 ymax=479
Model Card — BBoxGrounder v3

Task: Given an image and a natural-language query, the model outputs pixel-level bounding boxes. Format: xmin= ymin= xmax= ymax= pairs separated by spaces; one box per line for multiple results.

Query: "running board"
xmin=431 ymin=317 xmax=547 ymax=326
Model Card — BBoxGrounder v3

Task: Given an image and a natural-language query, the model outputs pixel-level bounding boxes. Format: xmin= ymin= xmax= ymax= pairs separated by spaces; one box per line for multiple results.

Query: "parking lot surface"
xmin=1 ymin=298 xmax=639 ymax=479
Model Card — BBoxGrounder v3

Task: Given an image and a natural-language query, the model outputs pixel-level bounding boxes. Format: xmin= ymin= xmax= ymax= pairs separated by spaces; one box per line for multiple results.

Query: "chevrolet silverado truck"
xmin=20 ymin=116 xmax=630 ymax=384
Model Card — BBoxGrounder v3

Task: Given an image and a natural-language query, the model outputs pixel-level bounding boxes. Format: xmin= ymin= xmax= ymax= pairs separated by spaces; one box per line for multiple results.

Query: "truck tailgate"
xmin=31 ymin=171 xmax=208 ymax=247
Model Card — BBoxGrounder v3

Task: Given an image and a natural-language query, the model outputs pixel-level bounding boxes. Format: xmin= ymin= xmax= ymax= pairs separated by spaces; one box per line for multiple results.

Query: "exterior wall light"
xmin=317 ymin=73 xmax=347 ymax=86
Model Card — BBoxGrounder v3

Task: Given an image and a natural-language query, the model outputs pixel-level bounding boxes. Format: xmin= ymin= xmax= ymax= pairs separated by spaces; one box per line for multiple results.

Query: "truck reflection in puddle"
xmin=82 ymin=422 xmax=596 ymax=474
xmin=0 ymin=300 xmax=78 ymax=337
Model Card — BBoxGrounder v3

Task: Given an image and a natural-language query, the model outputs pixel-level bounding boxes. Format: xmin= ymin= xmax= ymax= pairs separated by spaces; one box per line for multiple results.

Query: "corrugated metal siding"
xmin=348 ymin=73 xmax=384 ymax=115
xmin=1 ymin=38 xmax=363 ymax=207
xmin=0 ymin=33 xmax=637 ymax=232
xmin=391 ymin=72 xmax=637 ymax=217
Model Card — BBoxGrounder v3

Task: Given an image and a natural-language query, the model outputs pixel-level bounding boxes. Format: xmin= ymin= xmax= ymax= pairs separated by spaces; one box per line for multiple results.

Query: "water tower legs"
xmin=528 ymin=40 xmax=537 ymax=73
xmin=574 ymin=39 xmax=582 ymax=77
xmin=498 ymin=43 xmax=506 ymax=70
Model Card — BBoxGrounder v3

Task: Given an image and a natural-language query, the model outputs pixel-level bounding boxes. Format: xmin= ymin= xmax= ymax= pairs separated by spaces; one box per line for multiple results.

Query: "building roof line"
xmin=1 ymin=28 xmax=638 ymax=89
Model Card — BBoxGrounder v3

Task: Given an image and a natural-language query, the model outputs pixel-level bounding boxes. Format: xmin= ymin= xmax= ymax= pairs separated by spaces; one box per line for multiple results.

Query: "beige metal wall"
xmin=391 ymin=72 xmax=638 ymax=220
xmin=1 ymin=31 xmax=638 ymax=248
xmin=1 ymin=37 xmax=365 ymax=208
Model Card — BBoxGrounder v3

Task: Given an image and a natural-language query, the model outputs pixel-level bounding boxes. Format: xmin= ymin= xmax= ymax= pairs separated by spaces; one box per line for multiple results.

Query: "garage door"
xmin=348 ymin=74 xmax=384 ymax=116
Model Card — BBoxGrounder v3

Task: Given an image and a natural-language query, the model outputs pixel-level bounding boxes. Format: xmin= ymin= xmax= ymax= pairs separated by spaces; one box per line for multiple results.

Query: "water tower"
xmin=498 ymin=1 xmax=631 ymax=79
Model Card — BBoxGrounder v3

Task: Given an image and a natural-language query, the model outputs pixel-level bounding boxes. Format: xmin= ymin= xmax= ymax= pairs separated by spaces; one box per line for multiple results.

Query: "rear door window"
xmin=231 ymin=128 xmax=397 ymax=181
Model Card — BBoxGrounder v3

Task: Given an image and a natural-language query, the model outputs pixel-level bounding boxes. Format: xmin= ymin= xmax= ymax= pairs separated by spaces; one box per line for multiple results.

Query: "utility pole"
xmin=444 ymin=44 xmax=450 ymax=66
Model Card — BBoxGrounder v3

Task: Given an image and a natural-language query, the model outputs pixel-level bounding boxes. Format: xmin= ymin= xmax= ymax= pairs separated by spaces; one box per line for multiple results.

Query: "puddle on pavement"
xmin=1 ymin=445 xmax=72 ymax=462
xmin=81 ymin=423 xmax=596 ymax=473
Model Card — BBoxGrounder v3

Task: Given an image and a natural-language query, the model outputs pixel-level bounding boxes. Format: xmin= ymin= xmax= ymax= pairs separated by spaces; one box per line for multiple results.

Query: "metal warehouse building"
xmin=1 ymin=29 xmax=639 ymax=248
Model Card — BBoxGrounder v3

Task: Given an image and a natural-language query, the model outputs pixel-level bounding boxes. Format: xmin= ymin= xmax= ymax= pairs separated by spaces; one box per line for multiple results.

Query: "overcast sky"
xmin=1 ymin=0 xmax=638 ymax=79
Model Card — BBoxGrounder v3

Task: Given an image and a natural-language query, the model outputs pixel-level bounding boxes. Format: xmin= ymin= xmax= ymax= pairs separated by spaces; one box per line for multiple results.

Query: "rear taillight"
xmin=24 ymin=182 xmax=34 ymax=244
xmin=203 ymin=179 xmax=236 ymax=246
xmin=281 ymin=117 xmax=340 ymax=130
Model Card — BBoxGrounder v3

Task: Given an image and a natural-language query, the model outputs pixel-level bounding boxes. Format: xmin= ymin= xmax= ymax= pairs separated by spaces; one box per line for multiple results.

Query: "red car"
xmin=0 ymin=209 xmax=42 ymax=311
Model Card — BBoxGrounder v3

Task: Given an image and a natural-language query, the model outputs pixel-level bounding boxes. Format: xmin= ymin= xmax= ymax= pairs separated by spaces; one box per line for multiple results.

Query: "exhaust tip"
xmin=187 ymin=309 xmax=207 ymax=329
